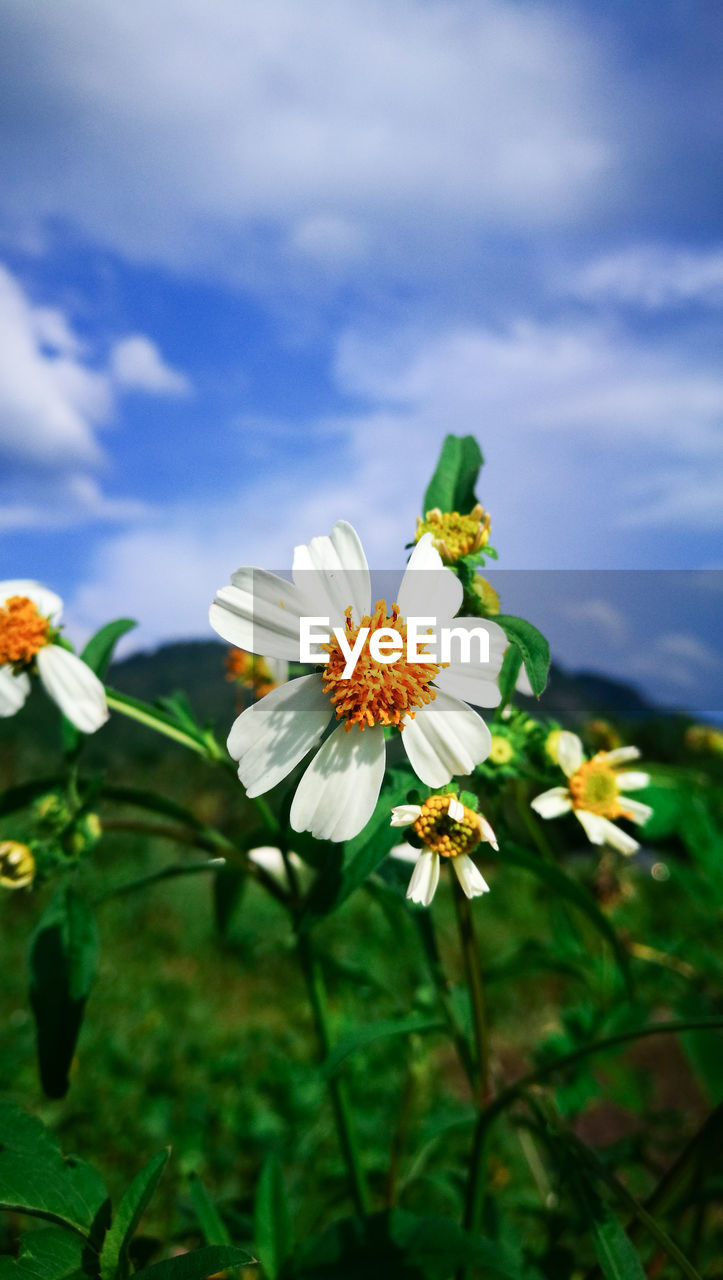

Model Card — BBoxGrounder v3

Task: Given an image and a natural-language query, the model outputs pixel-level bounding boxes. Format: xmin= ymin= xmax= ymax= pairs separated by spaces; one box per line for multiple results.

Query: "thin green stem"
xmin=452 ymin=881 xmax=490 ymax=1271
xmin=105 ymin=688 xmax=224 ymax=760
xmin=296 ymin=931 xmax=371 ymax=1217
xmin=413 ymin=911 xmax=476 ymax=1084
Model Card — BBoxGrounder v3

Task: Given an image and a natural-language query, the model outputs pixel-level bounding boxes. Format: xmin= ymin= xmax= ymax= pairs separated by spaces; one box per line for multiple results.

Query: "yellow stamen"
xmin=413 ymin=794 xmax=482 ymax=858
xmin=0 ymin=596 xmax=50 ymax=665
xmin=0 ymin=841 xmax=35 ymax=889
xmin=569 ymin=753 xmax=631 ymax=820
xmin=322 ymin=601 xmax=444 ymax=731
xmin=415 ymin=503 xmax=491 ymax=563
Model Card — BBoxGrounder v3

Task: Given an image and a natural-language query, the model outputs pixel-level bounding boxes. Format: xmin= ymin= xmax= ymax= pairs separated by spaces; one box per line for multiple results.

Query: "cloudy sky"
xmin=1 ymin=1 xmax=721 ymax=708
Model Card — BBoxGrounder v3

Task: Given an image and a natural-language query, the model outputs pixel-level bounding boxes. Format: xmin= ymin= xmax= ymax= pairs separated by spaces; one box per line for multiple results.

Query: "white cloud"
xmin=0 ymin=262 xmax=190 ymax=529
xmin=562 ymin=599 xmax=627 ymax=643
xmin=0 ymin=0 xmax=619 ymax=284
xmin=0 ymin=263 xmax=109 ymax=468
xmin=566 ymin=244 xmax=723 ymax=309
xmin=110 ymin=335 xmax=191 ymax=396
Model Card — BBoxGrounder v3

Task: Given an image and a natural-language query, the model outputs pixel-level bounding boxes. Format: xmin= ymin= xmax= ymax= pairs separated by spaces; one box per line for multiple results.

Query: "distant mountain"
xmin=106 ymin=638 xmax=658 ymax=727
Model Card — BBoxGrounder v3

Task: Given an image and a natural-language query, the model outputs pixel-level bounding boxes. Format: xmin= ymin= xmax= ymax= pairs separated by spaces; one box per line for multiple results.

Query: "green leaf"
xmin=99 ymin=1150 xmax=169 ymax=1280
xmin=254 ymin=1156 xmax=293 ymax=1280
xmin=298 ymin=767 xmax=416 ymax=929
xmin=81 ymin=619 xmax=137 ymax=679
xmin=212 ymin=866 xmax=247 ymax=938
xmin=495 ymin=614 xmax=550 ymax=697
xmin=0 ymin=1102 xmax=109 ymax=1240
xmin=590 ymin=1211 xmax=646 ymax=1280
xmin=132 ymin=1245 xmax=254 ymax=1279
xmin=0 ymin=1227 xmax=89 ymax=1279
xmin=422 ymin=434 xmax=484 ymax=516
xmin=28 ymin=886 xmax=100 ymax=1099
xmin=496 ymin=643 xmax=523 ymax=711
xmin=322 ymin=1015 xmax=445 ymax=1079
xmin=188 ymin=1174 xmax=231 ymax=1247
xmin=501 ymin=842 xmax=633 ymax=994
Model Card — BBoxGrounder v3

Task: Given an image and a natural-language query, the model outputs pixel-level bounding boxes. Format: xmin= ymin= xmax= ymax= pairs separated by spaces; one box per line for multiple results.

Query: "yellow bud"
xmin=0 ymin=841 xmax=35 ymax=889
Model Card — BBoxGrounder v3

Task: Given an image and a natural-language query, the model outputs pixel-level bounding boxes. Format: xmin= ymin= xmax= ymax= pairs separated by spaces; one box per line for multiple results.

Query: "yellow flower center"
xmin=415 ymin=504 xmax=491 ymax=563
xmin=0 ymin=596 xmax=50 ymax=665
xmin=569 ymin=754 xmax=631 ymax=819
xmin=489 ymin=735 xmax=514 ymax=765
xmin=322 ymin=601 xmax=443 ymax=731
xmin=0 ymin=841 xmax=35 ymax=889
xmin=413 ymin=794 xmax=482 ymax=858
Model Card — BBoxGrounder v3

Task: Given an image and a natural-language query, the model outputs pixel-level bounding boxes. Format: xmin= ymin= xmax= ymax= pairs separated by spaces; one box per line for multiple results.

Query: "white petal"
xmin=557 ymin=731 xmax=584 ymax=778
xmin=604 ymin=746 xmax=641 ymax=766
xmin=433 ymin=617 xmax=506 ymax=707
xmin=447 ymin=796 xmax=465 ymax=822
xmin=574 ymin=809 xmax=608 ymax=845
xmin=515 ymin=664 xmax=534 ymax=697
xmin=290 ymin=721 xmax=386 ymax=842
xmin=390 ymin=804 xmax=423 ymax=827
xmin=396 ymin=534 xmax=463 ymax=625
xmin=478 ymin=815 xmax=499 ymax=850
xmin=227 ymin=674 xmax=331 ymax=796
xmin=576 ymin=809 xmax=640 ymax=854
xmin=530 ymin=786 xmax=573 ymax=819
xmin=452 ymin=855 xmax=490 ymax=898
xmin=616 ymin=771 xmax=649 ymax=792
xmin=406 ymin=849 xmax=440 ymax=906
xmin=388 ymin=842 xmax=419 ymax=864
xmin=210 ymin=569 xmax=312 ymax=660
xmin=401 ymin=691 xmax=491 ymax=787
xmin=36 ymin=645 xmax=109 ymax=733
xmin=292 ymin=520 xmax=371 ymax=628
xmin=621 ymin=797 xmax=653 ymax=826
xmin=0 ymin=580 xmax=63 ymax=624
xmin=0 ymin=666 xmax=31 ymax=716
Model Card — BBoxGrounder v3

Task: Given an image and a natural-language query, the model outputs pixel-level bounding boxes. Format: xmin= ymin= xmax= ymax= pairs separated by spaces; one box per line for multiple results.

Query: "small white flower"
xmin=210 ymin=521 xmax=506 ymax=842
xmin=0 ymin=581 xmax=108 ymax=733
xmin=389 ymin=794 xmax=497 ymax=907
xmin=531 ymin=730 xmax=652 ymax=855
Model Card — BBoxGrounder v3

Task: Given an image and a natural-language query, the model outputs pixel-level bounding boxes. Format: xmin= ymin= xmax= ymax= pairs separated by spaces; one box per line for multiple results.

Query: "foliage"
xmin=1 ymin=434 xmax=722 ymax=1278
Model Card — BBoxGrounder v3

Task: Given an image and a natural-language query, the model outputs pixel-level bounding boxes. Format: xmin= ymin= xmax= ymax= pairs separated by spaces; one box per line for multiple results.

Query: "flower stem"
xmin=296 ymin=931 xmax=371 ymax=1217
xmin=452 ymin=880 xmax=490 ymax=1259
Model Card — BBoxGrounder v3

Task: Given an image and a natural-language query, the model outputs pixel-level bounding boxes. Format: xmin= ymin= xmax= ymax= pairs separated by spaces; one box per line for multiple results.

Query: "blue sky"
xmin=1 ymin=0 xmax=721 ymax=709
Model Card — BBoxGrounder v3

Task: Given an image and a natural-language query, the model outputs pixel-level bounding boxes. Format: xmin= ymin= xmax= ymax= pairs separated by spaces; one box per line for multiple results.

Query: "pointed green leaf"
xmin=322 ymin=1016 xmax=445 ymax=1079
xmin=61 ymin=619 xmax=136 ymax=753
xmin=188 ymin=1174 xmax=231 ymax=1248
xmin=422 ymin=435 xmax=484 ymax=515
xmin=99 ymin=1150 xmax=169 ymax=1280
xmin=495 ymin=614 xmax=550 ymax=697
xmin=0 ymin=1102 xmax=109 ymax=1239
xmin=132 ymin=1245 xmax=254 ymax=1279
xmin=254 ymin=1156 xmax=292 ymax=1280
xmin=28 ymin=887 xmax=100 ymax=1098
xmin=0 ymin=1227 xmax=88 ymax=1279
xmin=590 ymin=1211 xmax=646 ymax=1280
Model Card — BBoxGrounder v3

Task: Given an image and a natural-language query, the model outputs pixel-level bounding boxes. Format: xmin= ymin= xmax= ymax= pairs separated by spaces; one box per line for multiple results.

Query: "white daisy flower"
xmin=0 ymin=581 xmax=109 ymax=734
xmin=389 ymin=793 xmax=497 ymax=907
xmin=530 ymin=730 xmax=652 ymax=855
xmin=209 ymin=521 xmax=506 ymax=842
